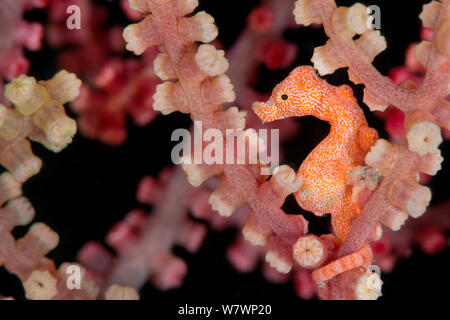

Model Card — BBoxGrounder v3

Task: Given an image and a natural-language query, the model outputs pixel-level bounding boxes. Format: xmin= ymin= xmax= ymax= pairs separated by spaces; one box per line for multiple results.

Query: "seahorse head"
xmin=252 ymin=66 xmax=324 ymax=122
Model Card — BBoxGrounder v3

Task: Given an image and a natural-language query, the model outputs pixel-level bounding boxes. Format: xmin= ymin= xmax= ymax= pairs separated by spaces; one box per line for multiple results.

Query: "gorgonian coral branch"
xmin=0 ymin=71 xmax=140 ymax=300
xmin=75 ymin=0 xmax=306 ymax=298
xmin=79 ymin=167 xmax=207 ymax=293
xmin=294 ymin=0 xmax=448 ymax=251
xmin=298 ymin=0 xmax=449 ymax=120
xmin=0 ymin=71 xmax=80 ymax=298
xmin=292 ymin=0 xmax=448 ymax=299
xmin=119 ymin=0 xmax=448 ymax=300
xmin=123 ymin=0 xmax=308 ymax=277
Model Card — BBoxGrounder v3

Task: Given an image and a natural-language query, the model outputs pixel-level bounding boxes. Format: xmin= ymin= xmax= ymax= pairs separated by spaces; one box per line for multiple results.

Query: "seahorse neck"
xmin=320 ymin=102 xmax=364 ymax=146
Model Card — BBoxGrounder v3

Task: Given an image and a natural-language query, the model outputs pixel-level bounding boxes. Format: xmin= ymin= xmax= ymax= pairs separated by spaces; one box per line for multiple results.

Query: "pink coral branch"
xmin=101 ymin=168 xmax=192 ymax=290
xmin=311 ymin=0 xmax=449 ymax=123
xmin=66 ymin=0 xmax=448 ymax=300
xmin=0 ymin=71 xmax=106 ymax=300
xmin=121 ymin=0 xmax=309 ymax=277
xmin=290 ymin=0 xmax=448 ymax=299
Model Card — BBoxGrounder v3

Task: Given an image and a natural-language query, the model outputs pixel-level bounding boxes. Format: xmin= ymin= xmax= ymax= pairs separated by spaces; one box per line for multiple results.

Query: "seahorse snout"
xmin=252 ymin=100 xmax=280 ymax=122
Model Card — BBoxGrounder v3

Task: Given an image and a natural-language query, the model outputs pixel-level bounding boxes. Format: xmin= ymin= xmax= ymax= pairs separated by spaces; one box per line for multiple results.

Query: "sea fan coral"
xmin=0 ymin=0 xmax=448 ymax=304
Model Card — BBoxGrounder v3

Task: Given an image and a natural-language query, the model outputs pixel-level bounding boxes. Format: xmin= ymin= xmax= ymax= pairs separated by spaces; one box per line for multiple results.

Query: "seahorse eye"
xmin=281 ymin=94 xmax=288 ymax=100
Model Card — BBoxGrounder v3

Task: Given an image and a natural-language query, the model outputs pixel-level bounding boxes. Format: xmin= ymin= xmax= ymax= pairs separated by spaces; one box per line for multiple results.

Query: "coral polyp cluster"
xmin=0 ymin=71 xmax=85 ymax=299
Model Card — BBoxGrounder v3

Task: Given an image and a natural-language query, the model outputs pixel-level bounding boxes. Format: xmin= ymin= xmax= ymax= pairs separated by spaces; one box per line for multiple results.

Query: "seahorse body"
xmin=253 ymin=66 xmax=377 ymax=240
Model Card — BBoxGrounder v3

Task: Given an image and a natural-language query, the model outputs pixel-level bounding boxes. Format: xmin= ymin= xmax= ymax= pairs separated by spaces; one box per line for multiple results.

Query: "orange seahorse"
xmin=253 ymin=66 xmax=378 ymax=241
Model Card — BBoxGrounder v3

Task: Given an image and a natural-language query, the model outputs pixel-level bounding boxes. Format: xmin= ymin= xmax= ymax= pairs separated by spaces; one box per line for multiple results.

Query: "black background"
xmin=0 ymin=0 xmax=448 ymax=304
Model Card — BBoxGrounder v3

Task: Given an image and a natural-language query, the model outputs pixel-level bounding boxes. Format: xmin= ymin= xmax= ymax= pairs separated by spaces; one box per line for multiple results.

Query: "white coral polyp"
xmin=29 ymin=223 xmax=59 ymax=251
xmin=242 ymin=223 xmax=268 ymax=246
xmin=23 ymin=270 xmax=58 ymax=300
xmin=219 ymin=107 xmax=246 ymax=130
xmin=129 ymin=0 xmax=152 ymax=14
xmin=265 ymin=250 xmax=292 ymax=274
xmin=212 ymin=74 xmax=236 ymax=104
xmin=154 ymin=53 xmax=176 ymax=81
xmin=180 ymin=158 xmax=213 ymax=187
xmin=7 ymin=197 xmax=35 ymax=226
xmin=365 ymin=139 xmax=393 ymax=169
xmin=13 ymin=156 xmax=42 ymax=183
xmin=153 ymin=82 xmax=178 ymax=115
xmin=380 ymin=206 xmax=408 ymax=231
xmin=272 ymin=165 xmax=303 ymax=194
xmin=355 ymin=268 xmax=383 ymax=300
xmin=406 ymin=185 xmax=431 ymax=218
xmin=176 ymin=0 xmax=199 ymax=17
xmin=5 ymin=75 xmax=36 ymax=104
xmin=311 ymin=44 xmax=343 ymax=76
xmin=293 ymin=235 xmax=324 ymax=268
xmin=293 ymin=0 xmax=322 ymax=26
xmin=347 ymin=3 xmax=369 ymax=34
xmin=191 ymin=12 xmax=218 ymax=43
xmin=48 ymin=117 xmax=77 ymax=148
xmin=406 ymin=121 xmax=443 ymax=156
xmin=105 ymin=284 xmax=139 ymax=300
xmin=196 ymin=44 xmax=229 ymax=76
xmin=208 ymin=189 xmax=234 ymax=217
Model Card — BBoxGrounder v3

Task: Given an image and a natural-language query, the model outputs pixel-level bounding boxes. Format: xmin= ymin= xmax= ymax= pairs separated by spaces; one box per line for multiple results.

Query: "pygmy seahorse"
xmin=253 ymin=66 xmax=378 ymax=240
